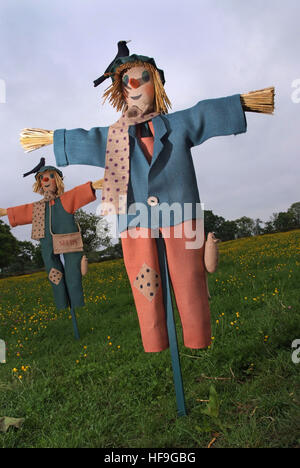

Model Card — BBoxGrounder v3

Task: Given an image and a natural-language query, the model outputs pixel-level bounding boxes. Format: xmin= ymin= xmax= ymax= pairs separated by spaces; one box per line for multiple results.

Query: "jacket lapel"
xmin=150 ymin=115 xmax=169 ymax=168
xmin=128 ymin=115 xmax=169 ymax=169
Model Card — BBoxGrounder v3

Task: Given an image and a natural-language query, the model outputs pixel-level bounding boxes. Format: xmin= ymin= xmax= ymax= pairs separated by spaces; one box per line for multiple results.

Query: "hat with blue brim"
xmin=93 ymin=41 xmax=166 ymax=87
xmin=109 ymin=54 xmax=165 ymax=85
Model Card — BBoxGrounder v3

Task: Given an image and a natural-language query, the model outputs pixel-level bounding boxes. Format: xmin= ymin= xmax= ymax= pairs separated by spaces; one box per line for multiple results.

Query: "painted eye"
xmin=50 ymin=174 xmax=54 ymax=179
xmin=122 ymin=74 xmax=129 ymax=86
xmin=142 ymin=71 xmax=150 ymax=83
xmin=40 ymin=175 xmax=44 ymax=180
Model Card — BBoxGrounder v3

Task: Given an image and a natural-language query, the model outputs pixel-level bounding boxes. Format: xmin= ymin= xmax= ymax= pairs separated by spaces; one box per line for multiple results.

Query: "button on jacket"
xmin=53 ymin=95 xmax=247 ymax=232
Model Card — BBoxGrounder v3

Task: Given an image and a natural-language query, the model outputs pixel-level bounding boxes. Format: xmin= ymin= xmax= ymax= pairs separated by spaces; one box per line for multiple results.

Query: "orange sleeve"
xmin=7 ymin=203 xmax=34 ymax=227
xmin=60 ymin=182 xmax=97 ymax=214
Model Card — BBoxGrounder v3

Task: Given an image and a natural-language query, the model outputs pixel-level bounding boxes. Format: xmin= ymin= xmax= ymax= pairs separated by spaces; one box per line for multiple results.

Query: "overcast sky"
xmin=0 ymin=0 xmax=299 ymax=241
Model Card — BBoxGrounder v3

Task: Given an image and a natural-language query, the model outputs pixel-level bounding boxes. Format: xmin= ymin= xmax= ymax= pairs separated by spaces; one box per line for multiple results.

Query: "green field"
xmin=0 ymin=230 xmax=299 ymax=448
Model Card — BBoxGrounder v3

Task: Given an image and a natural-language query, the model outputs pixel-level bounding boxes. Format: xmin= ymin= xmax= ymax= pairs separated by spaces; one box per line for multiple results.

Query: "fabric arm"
xmin=7 ymin=203 xmax=34 ymax=227
xmin=60 ymin=182 xmax=97 ymax=214
xmin=178 ymin=94 xmax=247 ymax=147
xmin=54 ymin=126 xmax=109 ymax=169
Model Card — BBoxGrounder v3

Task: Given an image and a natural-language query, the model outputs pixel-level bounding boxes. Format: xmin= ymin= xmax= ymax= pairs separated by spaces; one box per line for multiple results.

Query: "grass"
xmin=0 ymin=230 xmax=299 ymax=448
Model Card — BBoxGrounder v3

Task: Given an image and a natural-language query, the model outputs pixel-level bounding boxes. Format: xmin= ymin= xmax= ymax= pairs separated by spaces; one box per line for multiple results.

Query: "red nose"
xmin=43 ymin=177 xmax=49 ymax=182
xmin=129 ymin=78 xmax=140 ymax=89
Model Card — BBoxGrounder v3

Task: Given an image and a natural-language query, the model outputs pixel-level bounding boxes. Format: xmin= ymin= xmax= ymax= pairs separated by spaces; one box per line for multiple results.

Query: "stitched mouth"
xmin=131 ymin=94 xmax=142 ymax=100
xmin=44 ymin=184 xmax=51 ymax=188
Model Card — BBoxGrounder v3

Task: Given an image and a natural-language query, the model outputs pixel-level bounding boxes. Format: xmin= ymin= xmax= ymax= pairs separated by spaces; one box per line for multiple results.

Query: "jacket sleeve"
xmin=60 ymin=182 xmax=97 ymax=214
xmin=53 ymin=126 xmax=109 ymax=169
xmin=173 ymin=94 xmax=247 ymax=148
xmin=7 ymin=203 xmax=34 ymax=227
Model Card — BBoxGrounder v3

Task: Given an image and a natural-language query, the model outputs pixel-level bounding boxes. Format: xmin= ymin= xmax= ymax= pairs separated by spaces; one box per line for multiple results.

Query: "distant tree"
xmin=273 ymin=211 xmax=298 ymax=232
xmin=253 ymin=218 xmax=264 ymax=236
xmin=17 ymin=241 xmax=35 ymax=261
xmin=288 ymin=202 xmax=300 ymax=227
xmin=217 ymin=220 xmax=238 ymax=242
xmin=235 ymin=216 xmax=255 ymax=238
xmin=0 ymin=220 xmax=18 ymax=269
xmin=204 ymin=210 xmax=225 ymax=237
xmin=13 ymin=240 xmax=36 ymax=271
xmin=74 ymin=209 xmax=112 ymax=255
xmin=263 ymin=220 xmax=275 ymax=234
xmin=32 ymin=243 xmax=44 ymax=268
xmin=101 ymin=239 xmax=123 ymax=260
xmin=110 ymin=239 xmax=123 ymax=258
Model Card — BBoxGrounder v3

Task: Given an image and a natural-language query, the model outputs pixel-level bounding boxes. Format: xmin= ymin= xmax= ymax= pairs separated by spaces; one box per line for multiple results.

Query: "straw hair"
xmin=20 ymin=128 xmax=54 ymax=153
xmin=33 ymin=171 xmax=65 ymax=196
xmin=102 ymin=61 xmax=172 ymax=114
xmin=240 ymin=87 xmax=275 ymax=114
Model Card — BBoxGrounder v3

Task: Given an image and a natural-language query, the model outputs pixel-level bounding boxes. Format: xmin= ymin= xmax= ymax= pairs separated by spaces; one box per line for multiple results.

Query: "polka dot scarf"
xmin=31 ymin=191 xmax=58 ymax=240
xmin=101 ymin=109 xmax=160 ymax=216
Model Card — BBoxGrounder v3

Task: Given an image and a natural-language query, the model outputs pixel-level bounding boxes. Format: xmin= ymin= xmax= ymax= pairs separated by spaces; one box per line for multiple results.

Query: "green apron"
xmin=40 ymin=198 xmax=84 ymax=310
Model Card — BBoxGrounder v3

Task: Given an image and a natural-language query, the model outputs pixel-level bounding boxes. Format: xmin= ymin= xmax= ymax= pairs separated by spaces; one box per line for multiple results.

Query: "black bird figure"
xmin=93 ymin=40 xmax=131 ymax=88
xmin=23 ymin=157 xmax=46 ymax=178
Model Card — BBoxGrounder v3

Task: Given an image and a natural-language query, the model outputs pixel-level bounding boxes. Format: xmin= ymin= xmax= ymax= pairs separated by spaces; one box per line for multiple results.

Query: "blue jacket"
xmin=54 ymin=94 xmax=247 ymax=232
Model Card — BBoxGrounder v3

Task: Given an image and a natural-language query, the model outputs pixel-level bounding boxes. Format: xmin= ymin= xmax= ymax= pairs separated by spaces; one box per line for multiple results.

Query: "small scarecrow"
xmin=19 ymin=43 xmax=274 ymax=352
xmin=0 ymin=159 xmax=103 ymax=338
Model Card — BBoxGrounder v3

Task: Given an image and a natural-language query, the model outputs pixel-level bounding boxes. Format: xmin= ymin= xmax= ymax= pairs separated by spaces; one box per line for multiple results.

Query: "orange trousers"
xmin=120 ymin=221 xmax=211 ymax=353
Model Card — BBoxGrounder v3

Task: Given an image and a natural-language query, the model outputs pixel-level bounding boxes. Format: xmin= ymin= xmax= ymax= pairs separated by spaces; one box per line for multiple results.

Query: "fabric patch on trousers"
xmin=49 ymin=268 xmax=63 ymax=285
xmin=133 ymin=263 xmax=161 ymax=302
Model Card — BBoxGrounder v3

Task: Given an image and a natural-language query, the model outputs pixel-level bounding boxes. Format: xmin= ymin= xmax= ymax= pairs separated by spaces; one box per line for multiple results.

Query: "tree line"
xmin=204 ymin=202 xmax=300 ymax=240
xmin=0 ymin=202 xmax=299 ymax=276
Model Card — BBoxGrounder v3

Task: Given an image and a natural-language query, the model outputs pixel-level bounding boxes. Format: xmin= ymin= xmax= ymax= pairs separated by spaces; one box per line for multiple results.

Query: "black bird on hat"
xmin=23 ymin=157 xmax=46 ymax=178
xmin=93 ymin=40 xmax=131 ymax=88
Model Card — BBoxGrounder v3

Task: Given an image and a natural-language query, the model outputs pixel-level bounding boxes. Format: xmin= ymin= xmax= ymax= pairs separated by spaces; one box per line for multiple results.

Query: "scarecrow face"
xmin=122 ymin=66 xmax=155 ymax=114
xmin=38 ymin=170 xmax=57 ymax=194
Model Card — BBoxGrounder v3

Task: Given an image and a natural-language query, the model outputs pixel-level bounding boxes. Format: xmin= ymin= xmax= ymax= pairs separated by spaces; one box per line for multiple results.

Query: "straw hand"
xmin=92 ymin=179 xmax=104 ymax=190
xmin=20 ymin=128 xmax=54 ymax=153
xmin=240 ymin=87 xmax=275 ymax=114
xmin=0 ymin=208 xmax=7 ymax=217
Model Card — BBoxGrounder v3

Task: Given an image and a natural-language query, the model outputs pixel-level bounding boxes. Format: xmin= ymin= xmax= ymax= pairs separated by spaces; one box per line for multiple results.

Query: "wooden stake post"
xmin=156 ymin=236 xmax=187 ymax=417
xmin=70 ymin=307 xmax=80 ymax=340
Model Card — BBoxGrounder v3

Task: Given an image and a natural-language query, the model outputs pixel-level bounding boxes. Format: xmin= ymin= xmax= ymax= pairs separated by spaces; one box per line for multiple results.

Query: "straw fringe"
xmin=20 ymin=128 xmax=54 ymax=153
xmin=240 ymin=87 xmax=275 ymax=114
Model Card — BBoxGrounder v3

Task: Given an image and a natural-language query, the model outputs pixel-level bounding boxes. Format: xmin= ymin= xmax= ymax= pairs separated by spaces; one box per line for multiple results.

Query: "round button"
xmin=147 ymin=196 xmax=159 ymax=207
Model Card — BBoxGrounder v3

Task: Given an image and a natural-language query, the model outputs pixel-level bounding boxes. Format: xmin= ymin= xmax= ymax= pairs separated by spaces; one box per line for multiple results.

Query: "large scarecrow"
xmin=0 ymin=160 xmax=103 ymax=337
xmin=19 ymin=42 xmax=274 ymax=354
